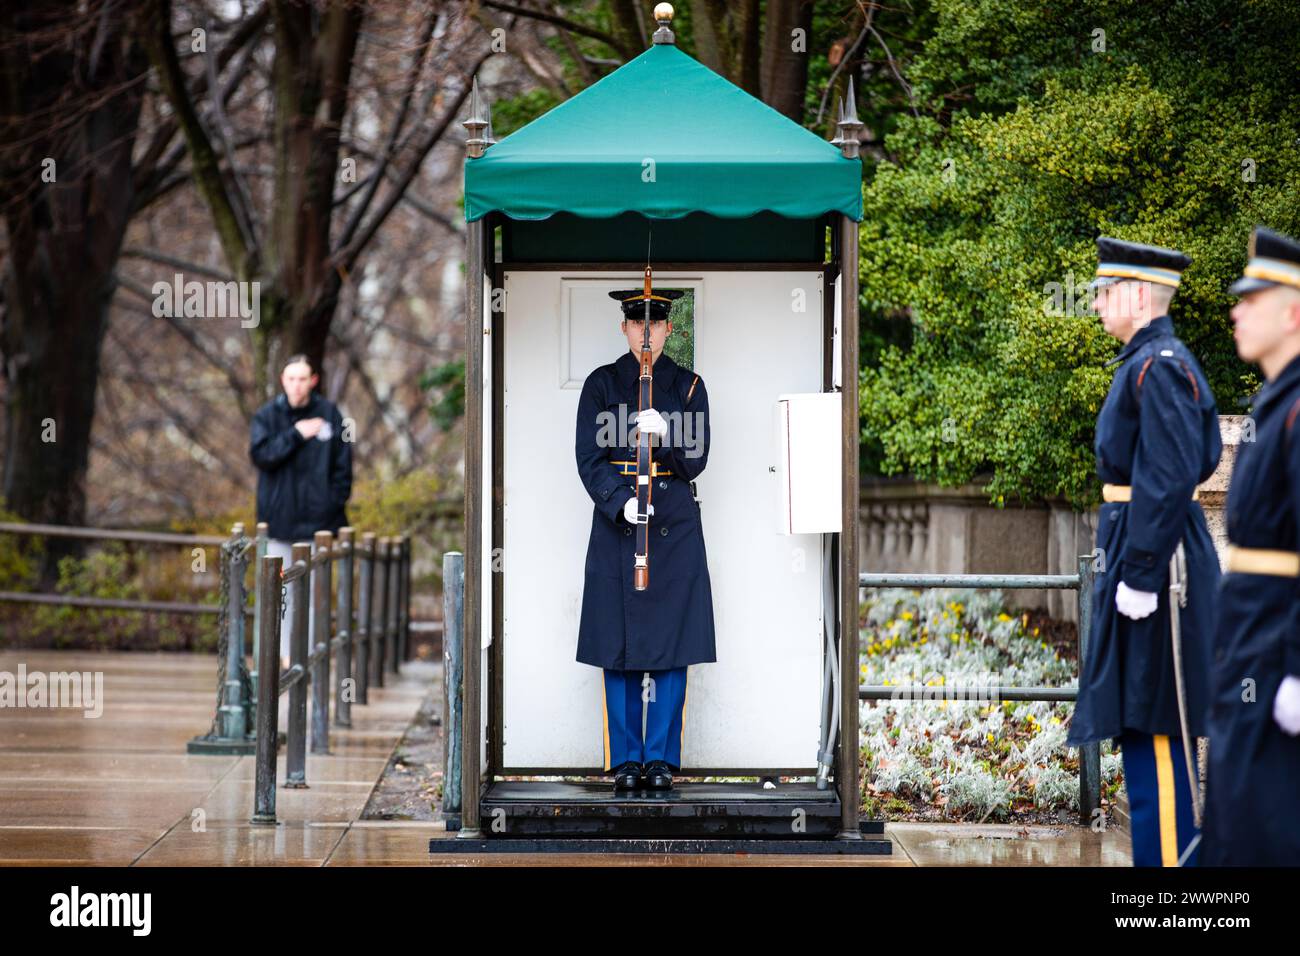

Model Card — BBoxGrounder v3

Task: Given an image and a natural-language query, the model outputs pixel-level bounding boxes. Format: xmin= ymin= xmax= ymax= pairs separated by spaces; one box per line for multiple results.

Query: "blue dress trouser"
xmin=1119 ymin=730 xmax=1200 ymax=866
xmin=602 ymin=667 xmax=688 ymax=771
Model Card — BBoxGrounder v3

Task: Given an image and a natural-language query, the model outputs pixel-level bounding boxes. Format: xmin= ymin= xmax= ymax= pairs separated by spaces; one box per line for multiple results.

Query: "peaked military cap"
xmin=609 ymin=287 xmax=684 ymax=322
xmin=1088 ymin=236 xmax=1191 ymax=291
xmin=1229 ymin=225 xmax=1300 ymax=296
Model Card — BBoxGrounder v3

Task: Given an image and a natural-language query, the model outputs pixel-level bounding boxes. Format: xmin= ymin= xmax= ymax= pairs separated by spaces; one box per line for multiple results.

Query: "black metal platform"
xmin=430 ymin=831 xmax=892 ymax=855
xmin=435 ymin=779 xmax=890 ymax=852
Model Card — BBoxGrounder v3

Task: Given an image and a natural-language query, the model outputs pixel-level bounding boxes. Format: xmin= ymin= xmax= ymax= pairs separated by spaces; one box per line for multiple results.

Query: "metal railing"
xmin=245 ymin=526 xmax=414 ymax=825
xmin=858 ymin=556 xmax=1100 ymax=824
xmin=0 ymin=521 xmax=238 ymax=616
xmin=435 ymin=551 xmax=1100 ymax=824
xmin=0 ymin=517 xmax=418 ymax=825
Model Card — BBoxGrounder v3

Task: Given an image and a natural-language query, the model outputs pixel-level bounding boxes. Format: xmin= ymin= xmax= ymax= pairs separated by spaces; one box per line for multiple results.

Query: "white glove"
xmin=1115 ymin=581 xmax=1158 ymax=620
xmin=635 ymin=408 xmax=668 ymax=438
xmin=623 ymin=496 xmax=654 ymax=524
xmin=1273 ymin=675 xmax=1300 ymax=736
xmin=316 ymin=420 xmax=333 ymax=441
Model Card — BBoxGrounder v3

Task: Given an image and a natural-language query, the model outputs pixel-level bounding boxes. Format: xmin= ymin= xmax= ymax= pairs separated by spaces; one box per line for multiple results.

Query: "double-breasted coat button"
xmin=660 ymin=526 xmax=669 ymax=536
xmin=623 ymin=526 xmax=632 ymax=537
xmin=658 ymin=480 xmax=667 ymax=489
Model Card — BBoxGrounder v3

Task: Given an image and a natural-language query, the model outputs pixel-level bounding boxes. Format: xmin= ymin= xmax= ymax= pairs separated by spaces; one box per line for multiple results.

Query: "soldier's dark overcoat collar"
xmin=1243 ymin=350 xmax=1300 ymax=416
xmin=1103 ymin=314 xmax=1175 ymax=368
xmin=616 ymin=348 xmax=679 ymax=389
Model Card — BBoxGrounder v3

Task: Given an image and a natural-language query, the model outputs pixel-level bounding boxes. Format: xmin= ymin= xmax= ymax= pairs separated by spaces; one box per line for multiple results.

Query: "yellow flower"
xmin=997 ymin=612 xmax=1012 ymax=622
xmin=901 ymin=611 xmax=914 ymax=621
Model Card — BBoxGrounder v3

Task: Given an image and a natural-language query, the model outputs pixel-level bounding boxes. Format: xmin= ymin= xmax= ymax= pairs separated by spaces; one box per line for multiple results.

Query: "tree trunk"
xmin=691 ymin=0 xmax=764 ymax=99
xmin=0 ymin=0 xmax=146 ymax=580
xmin=270 ymin=0 xmax=363 ymax=392
xmin=760 ymin=0 xmax=813 ymax=121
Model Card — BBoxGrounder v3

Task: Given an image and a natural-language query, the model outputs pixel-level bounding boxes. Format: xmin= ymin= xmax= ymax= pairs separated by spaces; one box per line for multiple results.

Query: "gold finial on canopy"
xmin=652 ymin=3 xmax=675 ymax=44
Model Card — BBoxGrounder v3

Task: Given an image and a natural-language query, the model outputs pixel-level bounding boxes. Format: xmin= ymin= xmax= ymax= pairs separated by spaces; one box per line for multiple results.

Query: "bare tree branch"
xmin=335 ymin=3 xmax=438 ymax=252
xmin=479 ymin=0 xmax=635 ymax=60
xmin=137 ymin=0 xmax=260 ymax=280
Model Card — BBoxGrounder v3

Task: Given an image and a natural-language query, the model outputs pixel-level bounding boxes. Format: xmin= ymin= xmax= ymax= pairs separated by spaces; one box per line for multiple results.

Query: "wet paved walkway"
xmin=0 ymin=650 xmax=1129 ymax=866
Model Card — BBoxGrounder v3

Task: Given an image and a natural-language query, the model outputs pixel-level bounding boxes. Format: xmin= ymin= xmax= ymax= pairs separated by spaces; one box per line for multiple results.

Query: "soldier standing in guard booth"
xmin=573 ymin=287 xmax=717 ymax=792
xmin=1200 ymin=225 xmax=1300 ymax=865
xmin=1066 ymin=237 xmax=1222 ymax=866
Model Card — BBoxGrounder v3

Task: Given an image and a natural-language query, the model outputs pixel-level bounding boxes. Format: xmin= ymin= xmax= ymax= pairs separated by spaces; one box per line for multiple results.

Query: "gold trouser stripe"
xmin=601 ymin=672 xmax=611 ymax=772
xmin=1225 ymin=544 xmax=1300 ymax=577
xmin=1102 ymin=483 xmax=1199 ymax=503
xmin=1153 ymin=734 xmax=1178 ymax=867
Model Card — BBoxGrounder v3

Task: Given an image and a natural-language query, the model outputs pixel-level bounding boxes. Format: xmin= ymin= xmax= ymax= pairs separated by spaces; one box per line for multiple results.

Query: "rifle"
xmin=633 ymin=262 xmax=656 ymax=591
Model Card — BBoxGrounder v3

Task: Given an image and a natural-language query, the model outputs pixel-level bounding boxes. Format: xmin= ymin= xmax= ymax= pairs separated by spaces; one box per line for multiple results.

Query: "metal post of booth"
xmin=837 ymin=211 xmax=861 ymax=840
xmin=459 ymin=164 xmax=487 ymax=838
xmin=835 ymin=84 xmax=864 ymax=840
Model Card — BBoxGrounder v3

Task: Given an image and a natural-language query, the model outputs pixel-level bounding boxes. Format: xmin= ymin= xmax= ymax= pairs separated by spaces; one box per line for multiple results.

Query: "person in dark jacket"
xmin=574 ymin=288 xmax=716 ymax=793
xmin=1200 ymin=225 xmax=1300 ymax=866
xmin=249 ymin=354 xmax=352 ymax=664
xmin=1066 ymin=237 xmax=1222 ymax=867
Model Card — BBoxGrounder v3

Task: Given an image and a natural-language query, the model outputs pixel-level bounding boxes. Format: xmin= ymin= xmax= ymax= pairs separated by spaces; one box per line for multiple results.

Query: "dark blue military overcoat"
xmin=1201 ymin=352 xmax=1300 ymax=865
xmin=1067 ymin=315 xmax=1223 ymax=747
xmin=574 ymin=349 xmax=717 ymax=670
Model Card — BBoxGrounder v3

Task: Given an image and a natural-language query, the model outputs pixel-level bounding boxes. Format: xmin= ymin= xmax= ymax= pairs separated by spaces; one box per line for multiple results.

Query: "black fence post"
xmin=310 ymin=530 xmax=333 ymax=754
xmin=286 ymin=542 xmax=311 ymax=788
xmin=1077 ymin=553 xmax=1101 ymax=825
xmin=251 ymin=554 xmax=283 ymax=825
xmin=442 ymin=551 xmax=463 ymax=815
xmin=387 ymin=536 xmax=401 ymax=675
xmin=335 ymin=528 xmax=354 ymax=728
xmin=356 ymin=532 xmax=374 ymax=704
xmin=372 ymin=538 xmax=389 ymax=687
xmin=399 ymin=536 xmax=412 ymax=663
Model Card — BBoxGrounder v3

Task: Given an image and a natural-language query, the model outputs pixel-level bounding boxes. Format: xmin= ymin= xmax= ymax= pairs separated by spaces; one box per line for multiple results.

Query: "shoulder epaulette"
xmin=1286 ymin=395 xmax=1300 ymax=433
xmin=1134 ymin=348 xmax=1199 ymax=402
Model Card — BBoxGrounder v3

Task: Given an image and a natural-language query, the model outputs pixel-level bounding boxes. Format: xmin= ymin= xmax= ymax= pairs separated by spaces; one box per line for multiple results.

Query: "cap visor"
xmin=1228 ymin=276 xmax=1278 ymax=296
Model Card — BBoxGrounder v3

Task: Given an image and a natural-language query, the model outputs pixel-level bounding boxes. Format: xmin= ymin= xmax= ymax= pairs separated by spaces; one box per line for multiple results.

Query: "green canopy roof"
xmin=464 ymin=43 xmax=863 ymax=223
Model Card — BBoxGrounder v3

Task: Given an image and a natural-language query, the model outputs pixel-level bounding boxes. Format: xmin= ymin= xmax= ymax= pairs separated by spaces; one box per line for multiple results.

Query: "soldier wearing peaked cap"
xmin=573 ymin=285 xmax=716 ymax=793
xmin=1066 ymin=237 xmax=1223 ymax=866
xmin=1200 ymin=225 xmax=1300 ymax=866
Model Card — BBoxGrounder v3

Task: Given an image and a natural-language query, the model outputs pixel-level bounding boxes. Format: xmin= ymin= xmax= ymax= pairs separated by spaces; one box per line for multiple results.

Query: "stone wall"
xmin=857 ymin=415 xmax=1243 ymax=624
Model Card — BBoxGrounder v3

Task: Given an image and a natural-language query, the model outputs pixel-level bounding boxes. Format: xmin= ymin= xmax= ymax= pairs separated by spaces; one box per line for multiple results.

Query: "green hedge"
xmin=858 ymin=0 xmax=1300 ymax=508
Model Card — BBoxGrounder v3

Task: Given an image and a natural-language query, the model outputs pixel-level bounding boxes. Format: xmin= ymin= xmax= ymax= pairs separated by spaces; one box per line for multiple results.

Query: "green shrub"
xmin=858 ymin=0 xmax=1300 ymax=507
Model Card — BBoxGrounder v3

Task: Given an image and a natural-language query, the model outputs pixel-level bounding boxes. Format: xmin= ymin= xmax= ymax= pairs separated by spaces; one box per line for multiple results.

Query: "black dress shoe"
xmin=612 ymin=761 xmax=643 ymax=791
xmin=644 ymin=759 xmax=674 ymax=791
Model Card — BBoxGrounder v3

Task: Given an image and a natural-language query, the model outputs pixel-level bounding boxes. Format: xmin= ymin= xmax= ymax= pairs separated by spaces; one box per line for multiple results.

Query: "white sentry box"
xmin=774 ymin=392 xmax=843 ymax=535
xmin=500 ymin=269 xmax=828 ymax=771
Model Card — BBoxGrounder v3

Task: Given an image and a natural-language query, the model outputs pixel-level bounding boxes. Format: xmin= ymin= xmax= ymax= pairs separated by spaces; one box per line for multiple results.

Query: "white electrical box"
xmin=773 ymin=392 xmax=842 ymax=535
